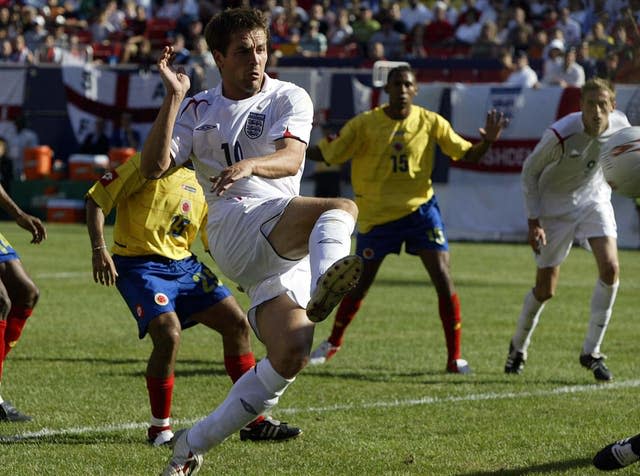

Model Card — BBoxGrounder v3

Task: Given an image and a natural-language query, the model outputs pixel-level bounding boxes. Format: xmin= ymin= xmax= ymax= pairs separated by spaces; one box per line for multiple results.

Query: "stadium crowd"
xmin=0 ymin=0 xmax=639 ymax=84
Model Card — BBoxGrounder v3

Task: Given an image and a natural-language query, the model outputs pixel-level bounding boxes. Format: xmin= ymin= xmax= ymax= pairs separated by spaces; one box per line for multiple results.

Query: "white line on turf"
xmin=2 ymin=378 xmax=640 ymax=443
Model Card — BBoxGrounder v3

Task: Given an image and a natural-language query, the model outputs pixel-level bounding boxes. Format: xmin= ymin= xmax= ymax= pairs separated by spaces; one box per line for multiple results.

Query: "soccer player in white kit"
xmin=140 ymin=8 xmax=363 ymax=475
xmin=504 ymin=78 xmax=631 ymax=382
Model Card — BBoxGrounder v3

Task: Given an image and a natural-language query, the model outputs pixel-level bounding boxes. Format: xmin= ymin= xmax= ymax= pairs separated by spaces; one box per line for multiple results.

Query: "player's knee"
xmin=600 ymin=261 xmax=619 ymax=285
xmin=272 ymin=345 xmax=308 ymax=378
xmin=0 ymin=291 xmax=11 ymax=319
xmin=330 ymin=197 xmax=358 ymax=219
xmin=23 ymin=283 xmax=39 ymax=309
xmin=534 ymin=288 xmax=554 ymax=302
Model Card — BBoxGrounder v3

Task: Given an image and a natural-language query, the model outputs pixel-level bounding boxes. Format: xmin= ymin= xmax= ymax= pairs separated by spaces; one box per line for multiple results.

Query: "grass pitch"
xmin=1 ymin=222 xmax=640 ymax=475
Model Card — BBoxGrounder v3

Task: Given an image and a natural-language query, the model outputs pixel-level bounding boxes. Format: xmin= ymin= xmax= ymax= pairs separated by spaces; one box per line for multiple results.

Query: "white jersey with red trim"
xmin=522 ymin=109 xmax=631 ymax=219
xmin=170 ymin=74 xmax=314 ymax=202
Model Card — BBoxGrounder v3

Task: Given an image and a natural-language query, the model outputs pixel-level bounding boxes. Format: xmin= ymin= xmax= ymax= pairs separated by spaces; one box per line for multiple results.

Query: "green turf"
xmin=1 ymin=222 xmax=640 ymax=475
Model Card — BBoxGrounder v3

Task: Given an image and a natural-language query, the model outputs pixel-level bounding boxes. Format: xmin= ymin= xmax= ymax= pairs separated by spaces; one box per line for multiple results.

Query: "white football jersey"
xmin=171 ymin=74 xmax=314 ymax=203
xmin=522 ymin=109 xmax=631 ymax=219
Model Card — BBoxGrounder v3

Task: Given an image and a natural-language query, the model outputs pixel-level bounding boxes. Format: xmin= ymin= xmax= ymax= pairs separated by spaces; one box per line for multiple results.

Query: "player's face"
xmin=215 ymin=28 xmax=268 ymax=100
xmin=581 ymin=87 xmax=615 ymax=137
xmin=385 ymin=71 xmax=417 ymax=109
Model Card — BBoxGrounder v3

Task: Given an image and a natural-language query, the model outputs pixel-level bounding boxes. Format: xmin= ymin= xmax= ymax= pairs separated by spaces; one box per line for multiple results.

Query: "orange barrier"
xmin=68 ymin=154 xmax=109 ymax=180
xmin=24 ymin=146 xmax=53 ymax=180
xmin=46 ymin=198 xmax=85 ymax=223
xmin=108 ymin=147 xmax=136 ymax=168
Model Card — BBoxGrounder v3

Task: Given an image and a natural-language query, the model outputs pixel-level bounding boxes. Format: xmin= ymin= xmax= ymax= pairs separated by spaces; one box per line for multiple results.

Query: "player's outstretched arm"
xmin=141 ymin=46 xmax=190 ymax=179
xmin=0 ymin=183 xmax=46 ymax=244
xmin=86 ymin=197 xmax=118 ymax=286
xmin=461 ymin=109 xmax=508 ymax=163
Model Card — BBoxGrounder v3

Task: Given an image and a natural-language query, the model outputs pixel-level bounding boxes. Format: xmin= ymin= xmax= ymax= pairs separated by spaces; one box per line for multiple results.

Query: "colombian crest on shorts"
xmin=245 ymin=112 xmax=265 ymax=139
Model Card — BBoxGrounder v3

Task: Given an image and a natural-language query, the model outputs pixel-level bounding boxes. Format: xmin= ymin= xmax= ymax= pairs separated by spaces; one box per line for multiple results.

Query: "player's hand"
xmin=528 ymin=221 xmax=546 ymax=254
xmin=92 ymin=248 xmax=118 ymax=286
xmin=479 ymin=109 xmax=508 ymax=143
xmin=15 ymin=213 xmax=47 ymax=244
xmin=210 ymin=160 xmax=254 ymax=196
xmin=157 ymin=46 xmax=190 ymax=99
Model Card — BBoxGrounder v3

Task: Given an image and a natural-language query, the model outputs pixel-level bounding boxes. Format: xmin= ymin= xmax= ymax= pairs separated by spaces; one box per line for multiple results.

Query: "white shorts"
xmin=207 ymin=196 xmax=312 ymax=317
xmin=535 ymin=201 xmax=617 ymax=268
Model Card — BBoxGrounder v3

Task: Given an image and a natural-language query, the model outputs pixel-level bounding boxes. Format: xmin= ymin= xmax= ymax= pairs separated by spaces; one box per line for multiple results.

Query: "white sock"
xmin=512 ymin=289 xmax=545 ymax=357
xmin=309 ymin=209 xmax=355 ymax=293
xmin=150 ymin=416 xmax=171 ymax=428
xmin=583 ymin=279 xmax=619 ymax=355
xmin=188 ymin=358 xmax=294 ymax=453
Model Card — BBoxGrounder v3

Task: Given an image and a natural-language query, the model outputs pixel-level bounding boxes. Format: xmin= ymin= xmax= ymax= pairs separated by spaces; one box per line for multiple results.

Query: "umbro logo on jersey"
xmin=195 ymin=124 xmax=218 ymax=131
xmin=99 ymin=170 xmax=118 ymax=186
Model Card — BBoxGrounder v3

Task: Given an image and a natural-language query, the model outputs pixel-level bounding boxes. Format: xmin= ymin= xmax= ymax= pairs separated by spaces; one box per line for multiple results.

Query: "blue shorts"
xmin=356 ymin=196 xmax=449 ymax=261
xmin=113 ymin=254 xmax=232 ymax=339
xmin=0 ymin=232 xmax=19 ymax=263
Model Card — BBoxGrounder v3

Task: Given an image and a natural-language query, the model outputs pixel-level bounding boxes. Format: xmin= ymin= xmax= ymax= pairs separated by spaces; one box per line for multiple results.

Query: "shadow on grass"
xmin=456 ymin=457 xmax=594 ymax=475
xmin=0 ymin=433 xmax=141 ymax=445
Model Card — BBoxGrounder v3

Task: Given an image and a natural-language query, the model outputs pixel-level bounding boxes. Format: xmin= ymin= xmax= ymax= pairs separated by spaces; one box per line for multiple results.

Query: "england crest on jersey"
xmin=245 ymin=112 xmax=265 ymax=139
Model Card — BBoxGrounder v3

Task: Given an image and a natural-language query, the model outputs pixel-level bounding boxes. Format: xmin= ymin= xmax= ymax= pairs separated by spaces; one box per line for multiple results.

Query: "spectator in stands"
xmin=91 ymin=9 xmax=117 ymax=44
xmin=188 ymin=36 xmax=215 ymax=91
xmin=10 ymin=34 xmax=34 ymax=64
xmin=544 ymin=45 xmax=586 ymax=87
xmin=270 ymin=10 xmax=296 ymax=44
xmin=170 ymin=33 xmax=190 ymax=65
xmin=367 ymin=14 xmax=404 ymax=59
xmin=557 ymin=6 xmax=582 ymax=48
xmin=124 ymin=3 xmax=148 ymax=40
xmin=505 ymin=49 xmax=540 ymax=88
xmin=8 ymin=115 xmax=39 ymax=181
xmin=454 ymin=7 xmax=482 ymax=45
xmin=542 ymin=38 xmax=565 ymax=84
xmin=454 ymin=0 xmax=481 ymax=29
xmin=121 ymin=37 xmax=155 ymax=71
xmin=0 ymin=38 xmax=12 ymax=62
xmin=386 ymin=2 xmax=407 ymax=35
xmin=24 ymin=15 xmax=47 ymax=53
xmin=327 ymin=8 xmax=353 ymax=46
xmin=52 ymin=22 xmax=70 ymax=51
xmin=400 ymin=0 xmax=432 ymax=36
xmin=610 ymin=20 xmax=633 ymax=60
xmin=577 ymin=39 xmax=599 ymax=80
xmin=424 ymin=1 xmax=455 ymax=46
xmin=155 ymin=0 xmax=182 ymax=20
xmin=309 ymin=3 xmax=330 ymax=36
xmin=64 ymin=33 xmax=92 ymax=64
xmin=470 ymin=20 xmax=502 ymax=58
xmin=527 ymin=27 xmax=548 ymax=61
xmin=111 ymin=112 xmax=140 ymax=151
xmin=352 ymin=2 xmax=380 ymax=56
xmin=598 ymin=51 xmax=620 ymax=81
xmin=298 ymin=19 xmax=328 ymax=57
xmin=36 ymin=34 xmax=63 ymax=64
xmin=79 ymin=117 xmax=110 ymax=156
xmin=505 ymin=6 xmax=533 ymax=46
xmin=588 ymin=20 xmax=614 ymax=60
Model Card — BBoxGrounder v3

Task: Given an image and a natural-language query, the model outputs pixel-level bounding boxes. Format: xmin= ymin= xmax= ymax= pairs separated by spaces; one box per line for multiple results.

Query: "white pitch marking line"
xmin=2 ymin=379 xmax=639 ymax=443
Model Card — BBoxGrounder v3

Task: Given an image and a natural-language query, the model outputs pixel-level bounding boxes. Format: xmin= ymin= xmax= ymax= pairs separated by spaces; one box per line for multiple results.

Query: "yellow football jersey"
xmin=319 ymin=105 xmax=472 ymax=233
xmin=86 ymin=154 xmax=208 ymax=259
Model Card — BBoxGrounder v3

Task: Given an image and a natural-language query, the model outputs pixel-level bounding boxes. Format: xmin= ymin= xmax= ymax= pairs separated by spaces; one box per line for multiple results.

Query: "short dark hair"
xmin=386 ymin=65 xmax=414 ymax=84
xmin=204 ymin=7 xmax=269 ymax=56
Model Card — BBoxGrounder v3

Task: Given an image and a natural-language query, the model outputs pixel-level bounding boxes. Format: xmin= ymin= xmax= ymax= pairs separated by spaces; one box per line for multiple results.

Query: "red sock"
xmin=146 ymin=374 xmax=174 ymax=421
xmin=224 ymin=352 xmax=256 ymax=383
xmin=0 ymin=319 xmax=6 ymax=380
xmin=438 ymin=293 xmax=462 ymax=362
xmin=3 ymin=307 xmax=33 ymax=359
xmin=328 ymin=295 xmax=363 ymax=347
